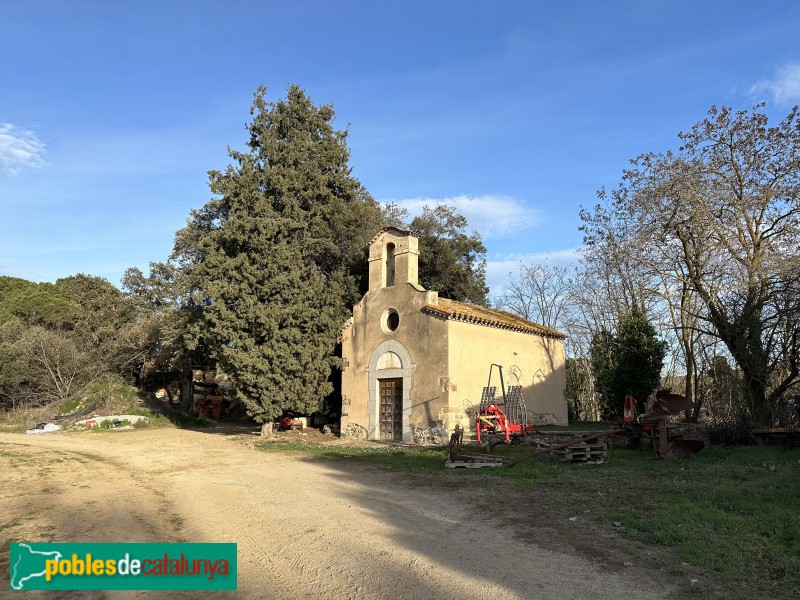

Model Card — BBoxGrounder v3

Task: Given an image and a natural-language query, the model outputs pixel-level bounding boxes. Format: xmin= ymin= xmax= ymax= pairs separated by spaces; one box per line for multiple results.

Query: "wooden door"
xmin=379 ymin=378 xmax=403 ymax=441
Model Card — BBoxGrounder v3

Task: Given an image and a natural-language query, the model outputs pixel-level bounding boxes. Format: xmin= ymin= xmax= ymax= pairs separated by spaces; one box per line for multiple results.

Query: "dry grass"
xmin=0 ymin=404 xmax=53 ymax=433
xmin=0 ymin=377 xmax=146 ymax=433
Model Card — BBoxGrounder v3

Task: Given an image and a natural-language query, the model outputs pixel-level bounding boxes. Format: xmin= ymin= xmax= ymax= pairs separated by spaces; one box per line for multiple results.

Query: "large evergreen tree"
xmin=172 ymin=85 xmax=382 ymax=428
xmin=590 ymin=308 xmax=666 ymax=419
xmin=410 ymin=205 xmax=489 ymax=304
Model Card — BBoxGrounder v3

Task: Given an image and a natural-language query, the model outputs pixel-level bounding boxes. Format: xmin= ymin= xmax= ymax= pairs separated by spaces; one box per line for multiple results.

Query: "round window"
xmin=381 ymin=308 xmax=400 ymax=333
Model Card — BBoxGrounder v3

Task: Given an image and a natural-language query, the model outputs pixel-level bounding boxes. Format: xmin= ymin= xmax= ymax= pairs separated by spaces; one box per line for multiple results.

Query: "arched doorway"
xmin=366 ymin=341 xmax=415 ymax=441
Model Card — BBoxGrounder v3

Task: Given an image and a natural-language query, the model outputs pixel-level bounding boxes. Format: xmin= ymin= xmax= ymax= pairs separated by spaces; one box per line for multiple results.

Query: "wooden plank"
xmin=557 ymin=443 xmax=608 ymax=463
xmin=445 ymin=460 xmax=503 ymax=469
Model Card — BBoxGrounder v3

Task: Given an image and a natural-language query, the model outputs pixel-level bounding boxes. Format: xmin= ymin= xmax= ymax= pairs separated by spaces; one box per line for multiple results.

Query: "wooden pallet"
xmin=445 ymin=459 xmax=503 ymax=469
xmin=556 ymin=442 xmax=607 ymax=463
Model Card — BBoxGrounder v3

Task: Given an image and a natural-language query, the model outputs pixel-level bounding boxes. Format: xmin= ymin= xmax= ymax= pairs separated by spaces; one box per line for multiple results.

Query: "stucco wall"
xmin=342 ymin=294 xmax=567 ymax=440
xmin=444 ymin=319 xmax=567 ymax=428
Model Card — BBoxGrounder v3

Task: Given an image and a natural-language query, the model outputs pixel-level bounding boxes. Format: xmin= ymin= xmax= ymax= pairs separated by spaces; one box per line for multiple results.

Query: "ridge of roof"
xmin=368 ymin=227 xmax=418 ymax=246
xmin=424 ymin=297 xmax=567 ymax=339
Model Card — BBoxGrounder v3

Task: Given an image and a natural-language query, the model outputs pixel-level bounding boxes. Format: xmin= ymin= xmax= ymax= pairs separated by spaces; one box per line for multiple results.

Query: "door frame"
xmin=366 ymin=341 xmax=415 ymax=442
xmin=378 ymin=377 xmax=403 ymax=440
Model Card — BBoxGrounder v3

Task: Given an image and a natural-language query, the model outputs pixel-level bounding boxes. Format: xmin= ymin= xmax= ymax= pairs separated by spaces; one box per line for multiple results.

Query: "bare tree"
xmin=15 ymin=326 xmax=99 ymax=404
xmin=596 ymin=104 xmax=800 ymax=426
xmin=502 ymin=260 xmax=574 ymax=328
xmin=502 ymin=259 xmax=606 ymax=420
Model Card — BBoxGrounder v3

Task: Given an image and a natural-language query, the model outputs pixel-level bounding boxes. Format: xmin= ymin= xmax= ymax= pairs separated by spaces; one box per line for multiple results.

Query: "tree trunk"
xmin=181 ymin=376 xmax=193 ymax=413
xmin=747 ymin=379 xmax=771 ymax=428
xmin=260 ymin=421 xmax=274 ymax=437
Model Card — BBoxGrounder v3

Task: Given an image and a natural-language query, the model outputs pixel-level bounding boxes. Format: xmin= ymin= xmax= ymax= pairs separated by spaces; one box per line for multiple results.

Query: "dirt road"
xmin=1 ymin=425 xmax=677 ymax=599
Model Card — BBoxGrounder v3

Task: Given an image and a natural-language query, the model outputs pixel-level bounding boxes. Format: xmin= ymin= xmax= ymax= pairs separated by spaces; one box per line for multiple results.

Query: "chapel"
xmin=340 ymin=227 xmax=567 ymax=442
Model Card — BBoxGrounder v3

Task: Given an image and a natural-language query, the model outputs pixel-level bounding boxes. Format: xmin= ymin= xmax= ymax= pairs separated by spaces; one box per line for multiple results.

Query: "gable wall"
xmin=341 ymin=282 xmax=449 ymax=441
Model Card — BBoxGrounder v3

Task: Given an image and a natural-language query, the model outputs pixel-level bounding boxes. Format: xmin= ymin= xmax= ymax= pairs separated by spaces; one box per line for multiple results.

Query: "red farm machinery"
xmin=447 ymin=370 xmax=705 ymax=468
xmin=621 ymin=391 xmax=705 ymax=458
xmin=475 ymin=364 xmax=534 ymax=446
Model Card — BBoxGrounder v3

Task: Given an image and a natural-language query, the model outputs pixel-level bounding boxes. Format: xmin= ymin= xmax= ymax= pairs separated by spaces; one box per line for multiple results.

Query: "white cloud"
xmin=750 ymin=63 xmax=800 ymax=106
xmin=485 ymin=248 xmax=581 ymax=295
xmin=0 ymin=123 xmax=46 ymax=175
xmin=385 ymin=194 xmax=540 ymax=237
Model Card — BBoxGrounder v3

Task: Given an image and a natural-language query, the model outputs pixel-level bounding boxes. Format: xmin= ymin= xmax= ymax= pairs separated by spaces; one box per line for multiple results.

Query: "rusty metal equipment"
xmin=623 ymin=391 xmax=705 ymax=459
xmin=276 ymin=410 xmax=304 ymax=431
xmin=445 ymin=426 xmax=504 ymax=468
xmin=475 ymin=364 xmax=534 ymax=446
xmin=446 ymin=384 xmax=705 ymax=469
xmin=502 ymin=430 xmax=625 ymax=468
xmin=446 ymin=425 xmax=625 ymax=469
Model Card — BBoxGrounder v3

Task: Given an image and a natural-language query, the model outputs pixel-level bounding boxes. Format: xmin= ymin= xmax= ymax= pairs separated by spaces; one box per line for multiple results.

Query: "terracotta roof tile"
xmin=424 ymin=297 xmax=567 ymax=339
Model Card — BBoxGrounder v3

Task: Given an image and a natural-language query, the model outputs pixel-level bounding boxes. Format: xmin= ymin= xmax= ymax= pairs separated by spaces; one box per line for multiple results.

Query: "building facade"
xmin=340 ymin=227 xmax=567 ymax=443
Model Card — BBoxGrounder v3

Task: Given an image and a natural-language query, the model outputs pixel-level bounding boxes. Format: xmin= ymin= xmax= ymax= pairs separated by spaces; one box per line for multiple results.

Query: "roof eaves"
xmin=423 ymin=304 xmax=567 ymax=339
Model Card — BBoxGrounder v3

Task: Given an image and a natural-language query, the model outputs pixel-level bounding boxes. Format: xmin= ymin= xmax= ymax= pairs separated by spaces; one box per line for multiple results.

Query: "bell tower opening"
xmin=385 ymin=243 xmax=396 ymax=287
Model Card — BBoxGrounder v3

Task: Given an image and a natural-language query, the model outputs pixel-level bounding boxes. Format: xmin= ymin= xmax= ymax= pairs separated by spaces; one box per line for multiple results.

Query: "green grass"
xmin=55 ymin=396 xmax=93 ymax=416
xmin=255 ymin=440 xmax=445 ymax=474
xmin=256 ymin=440 xmax=800 ymax=594
xmin=535 ymin=420 xmax=618 ymax=431
xmin=487 ymin=445 xmax=800 ymax=592
xmin=57 ymin=379 xmax=143 ymax=416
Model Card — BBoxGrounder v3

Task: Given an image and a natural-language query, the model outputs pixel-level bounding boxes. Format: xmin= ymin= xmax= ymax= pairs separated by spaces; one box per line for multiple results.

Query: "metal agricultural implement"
xmin=447 ymin=374 xmax=705 ymax=468
xmin=474 ymin=364 xmax=534 ymax=446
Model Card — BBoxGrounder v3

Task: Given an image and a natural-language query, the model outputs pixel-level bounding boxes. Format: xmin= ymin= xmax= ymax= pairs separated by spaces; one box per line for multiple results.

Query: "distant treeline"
xmin=0 ymin=274 xmax=141 ymax=409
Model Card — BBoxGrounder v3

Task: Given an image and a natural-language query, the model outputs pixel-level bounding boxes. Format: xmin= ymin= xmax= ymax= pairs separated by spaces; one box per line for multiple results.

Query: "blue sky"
xmin=2 ymin=1 xmax=800 ymax=296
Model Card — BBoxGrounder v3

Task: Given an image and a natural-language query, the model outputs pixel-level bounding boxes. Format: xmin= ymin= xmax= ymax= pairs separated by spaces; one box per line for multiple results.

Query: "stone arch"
xmin=366 ymin=340 xmax=415 ymax=441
